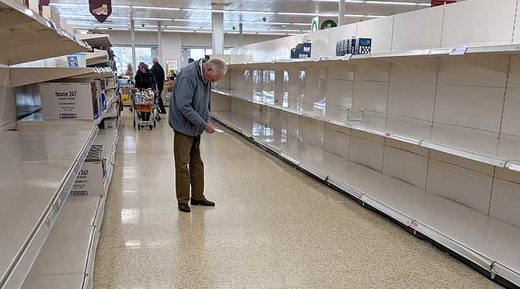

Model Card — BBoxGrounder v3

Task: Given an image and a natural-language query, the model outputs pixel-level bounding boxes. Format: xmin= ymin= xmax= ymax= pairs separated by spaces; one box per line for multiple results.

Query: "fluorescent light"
xmin=226 ymin=10 xmax=276 ymax=15
xmin=133 ymin=17 xmax=172 ymax=21
xmin=49 ymin=3 xmax=88 ymax=7
xmin=132 ymin=6 xmax=180 ymax=11
xmin=49 ymin=3 xmax=130 ymax=8
xmin=183 ymin=8 xmax=225 ymax=13
xmin=277 ymin=12 xmax=337 ymax=17
xmin=365 ymin=1 xmax=418 ymax=5
xmin=173 ymin=19 xmax=211 ymax=22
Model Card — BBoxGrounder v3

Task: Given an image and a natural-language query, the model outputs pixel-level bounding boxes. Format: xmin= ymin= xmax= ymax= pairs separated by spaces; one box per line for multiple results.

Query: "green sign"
xmin=321 ymin=19 xmax=337 ymax=29
xmin=311 ymin=17 xmax=319 ymax=32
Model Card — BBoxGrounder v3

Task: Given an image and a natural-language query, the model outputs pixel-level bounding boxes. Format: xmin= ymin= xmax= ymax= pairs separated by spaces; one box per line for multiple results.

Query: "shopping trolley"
xmin=131 ymin=88 xmax=159 ymax=130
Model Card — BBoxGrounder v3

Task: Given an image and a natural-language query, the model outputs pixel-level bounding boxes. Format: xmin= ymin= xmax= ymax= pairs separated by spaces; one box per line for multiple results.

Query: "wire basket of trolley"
xmin=131 ymin=88 xmax=158 ymax=130
xmin=132 ymin=62 xmax=163 ymax=130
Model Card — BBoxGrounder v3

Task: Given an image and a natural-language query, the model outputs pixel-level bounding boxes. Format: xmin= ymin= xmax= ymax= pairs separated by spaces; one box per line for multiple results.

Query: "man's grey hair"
xmin=206 ymin=58 xmax=228 ymax=75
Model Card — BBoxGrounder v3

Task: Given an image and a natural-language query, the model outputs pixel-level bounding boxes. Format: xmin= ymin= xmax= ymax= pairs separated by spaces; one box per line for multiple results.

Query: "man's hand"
xmin=204 ymin=122 xmax=216 ymax=134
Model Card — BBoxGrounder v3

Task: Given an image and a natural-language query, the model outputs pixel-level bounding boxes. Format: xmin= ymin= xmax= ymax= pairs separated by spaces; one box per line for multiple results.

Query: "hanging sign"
xmin=89 ymin=0 xmax=112 ymax=23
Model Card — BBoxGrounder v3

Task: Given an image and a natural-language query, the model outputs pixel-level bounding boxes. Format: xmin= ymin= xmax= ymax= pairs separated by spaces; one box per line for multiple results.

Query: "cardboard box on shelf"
xmin=71 ymin=145 xmax=105 ymax=196
xmin=40 ymin=81 xmax=105 ymax=120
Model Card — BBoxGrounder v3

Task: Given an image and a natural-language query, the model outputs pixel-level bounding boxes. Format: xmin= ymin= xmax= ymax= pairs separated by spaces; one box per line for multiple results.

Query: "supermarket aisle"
xmin=92 ymin=111 xmax=500 ymax=289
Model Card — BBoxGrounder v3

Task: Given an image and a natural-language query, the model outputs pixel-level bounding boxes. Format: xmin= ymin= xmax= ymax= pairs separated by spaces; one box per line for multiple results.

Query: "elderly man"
xmin=169 ymin=58 xmax=228 ymax=213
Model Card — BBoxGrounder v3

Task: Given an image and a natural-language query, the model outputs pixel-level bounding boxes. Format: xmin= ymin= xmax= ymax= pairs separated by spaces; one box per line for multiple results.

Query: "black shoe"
xmin=178 ymin=203 xmax=191 ymax=213
xmin=191 ymin=198 xmax=215 ymax=207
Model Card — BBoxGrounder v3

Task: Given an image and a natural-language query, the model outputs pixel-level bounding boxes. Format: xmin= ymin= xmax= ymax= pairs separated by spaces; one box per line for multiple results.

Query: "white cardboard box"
xmin=71 ymin=160 xmax=104 ymax=197
xmin=40 ymin=82 xmax=100 ymax=120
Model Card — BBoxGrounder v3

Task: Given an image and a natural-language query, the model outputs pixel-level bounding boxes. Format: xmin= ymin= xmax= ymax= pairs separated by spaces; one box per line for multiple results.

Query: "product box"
xmin=291 ymin=42 xmax=312 ymax=59
xmin=357 ymin=38 xmax=372 ymax=55
xmin=71 ymin=145 xmax=105 ymax=196
xmin=40 ymin=82 xmax=101 ymax=120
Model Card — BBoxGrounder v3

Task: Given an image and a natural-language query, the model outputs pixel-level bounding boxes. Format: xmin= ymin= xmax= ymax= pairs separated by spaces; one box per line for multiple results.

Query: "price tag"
xmin=449 ymin=45 xmax=469 ymax=56
xmin=410 ymin=220 xmax=420 ymax=230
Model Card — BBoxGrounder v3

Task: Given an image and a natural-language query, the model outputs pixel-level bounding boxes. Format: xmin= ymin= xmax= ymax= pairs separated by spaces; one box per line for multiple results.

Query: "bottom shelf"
xmin=21 ymin=274 xmax=86 ymax=289
xmin=213 ymin=111 xmax=520 ymax=288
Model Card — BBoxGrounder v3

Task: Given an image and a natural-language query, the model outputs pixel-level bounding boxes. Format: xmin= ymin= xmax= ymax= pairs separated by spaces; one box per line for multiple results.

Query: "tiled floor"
xmin=93 ymin=111 xmax=500 ymax=289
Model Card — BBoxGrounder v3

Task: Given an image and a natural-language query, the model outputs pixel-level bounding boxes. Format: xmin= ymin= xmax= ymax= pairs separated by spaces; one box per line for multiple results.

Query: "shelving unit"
xmin=214 ymin=3 xmax=520 ymax=285
xmin=213 ymin=89 xmax=520 ymax=171
xmin=0 ymin=121 xmax=98 ymax=289
xmin=0 ymin=0 xmax=90 ymax=65
xmin=16 ymin=111 xmax=120 ymax=289
xmin=0 ymin=1 xmax=118 ymax=288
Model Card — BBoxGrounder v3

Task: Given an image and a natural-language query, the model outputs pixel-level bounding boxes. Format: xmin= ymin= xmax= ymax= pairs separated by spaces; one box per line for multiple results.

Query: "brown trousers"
xmin=174 ymin=131 xmax=205 ymax=203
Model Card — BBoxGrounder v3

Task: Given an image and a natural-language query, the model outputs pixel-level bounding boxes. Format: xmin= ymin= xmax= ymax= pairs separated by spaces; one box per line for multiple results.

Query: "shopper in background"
xmin=151 ymin=58 xmax=167 ymax=114
xmin=134 ymin=62 xmax=156 ymax=121
xmin=125 ymin=63 xmax=133 ymax=78
xmin=169 ymin=58 xmax=228 ymax=213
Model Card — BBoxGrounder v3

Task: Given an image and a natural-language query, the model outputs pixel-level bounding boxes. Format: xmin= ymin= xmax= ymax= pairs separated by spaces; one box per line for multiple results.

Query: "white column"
xmin=158 ymin=21 xmax=163 ymax=64
xmin=338 ymin=0 xmax=346 ymax=26
xmin=212 ymin=10 xmax=224 ymax=55
xmin=130 ymin=19 xmax=136 ymax=71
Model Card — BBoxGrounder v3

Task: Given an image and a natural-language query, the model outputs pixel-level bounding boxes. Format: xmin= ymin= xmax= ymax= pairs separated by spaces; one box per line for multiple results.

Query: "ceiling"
xmin=49 ymin=0 xmax=438 ymax=35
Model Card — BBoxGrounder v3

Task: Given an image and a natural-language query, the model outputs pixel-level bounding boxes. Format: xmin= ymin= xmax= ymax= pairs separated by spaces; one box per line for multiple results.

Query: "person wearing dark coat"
xmin=151 ymin=58 xmax=167 ymax=114
xmin=134 ymin=62 xmax=156 ymax=121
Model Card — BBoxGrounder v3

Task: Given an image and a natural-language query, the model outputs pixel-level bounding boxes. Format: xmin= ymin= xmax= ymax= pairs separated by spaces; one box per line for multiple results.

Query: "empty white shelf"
xmin=27 ymin=226 xmax=95 ymax=276
xmin=53 ymin=196 xmax=103 ymax=228
xmin=86 ymin=50 xmax=108 ymax=67
xmin=0 ymin=0 xmax=89 ymax=65
xmin=0 ymin=121 xmax=97 ymax=289
xmin=226 ymin=43 xmax=520 ymax=68
xmin=10 ymin=68 xmax=99 ymax=88
xmin=213 ymin=89 xmax=520 ymax=171
xmin=213 ymin=110 xmax=520 ymax=287
xmin=21 ymin=274 xmax=86 ymax=289
xmin=77 ymin=34 xmax=112 ymax=48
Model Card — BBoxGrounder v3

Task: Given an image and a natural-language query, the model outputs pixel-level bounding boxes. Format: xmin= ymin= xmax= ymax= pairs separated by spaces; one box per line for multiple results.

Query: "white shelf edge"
xmin=492 ymin=262 xmax=520 ymax=287
xmin=226 ymin=43 xmax=520 ymax=67
xmin=213 ymin=89 xmax=514 ymax=171
xmin=298 ymin=162 xmax=328 ymax=181
xmin=0 ymin=123 xmax=98 ymax=289
xmin=412 ymin=221 xmax=493 ymax=272
xmin=360 ymin=194 xmax=414 ymax=227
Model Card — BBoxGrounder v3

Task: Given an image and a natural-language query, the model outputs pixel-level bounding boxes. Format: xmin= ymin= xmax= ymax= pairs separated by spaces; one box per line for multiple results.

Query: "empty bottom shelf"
xmin=22 ymin=274 xmax=86 ymax=289
xmin=213 ymin=112 xmax=520 ymax=287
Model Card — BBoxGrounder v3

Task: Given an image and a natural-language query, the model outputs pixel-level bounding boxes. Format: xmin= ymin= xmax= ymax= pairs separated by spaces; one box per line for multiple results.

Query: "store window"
xmin=181 ymin=47 xmax=232 ymax=66
xmin=113 ymin=46 xmax=155 ymax=76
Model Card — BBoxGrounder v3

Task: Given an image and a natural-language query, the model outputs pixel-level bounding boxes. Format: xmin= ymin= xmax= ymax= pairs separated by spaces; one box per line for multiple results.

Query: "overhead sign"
xmin=321 ymin=19 xmax=337 ymax=29
xmin=311 ymin=17 xmax=319 ymax=32
xmin=311 ymin=17 xmax=337 ymax=32
xmin=89 ymin=0 xmax=112 ymax=23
